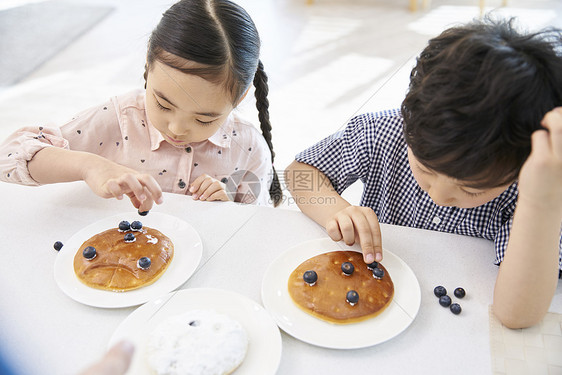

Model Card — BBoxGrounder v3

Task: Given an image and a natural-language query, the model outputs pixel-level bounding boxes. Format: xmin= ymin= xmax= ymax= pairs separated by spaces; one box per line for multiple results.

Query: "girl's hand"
xmin=517 ymin=107 xmax=562 ymax=212
xmin=83 ymin=160 xmax=163 ymax=212
xmin=325 ymin=205 xmax=383 ymax=264
xmin=189 ymin=174 xmax=231 ymax=202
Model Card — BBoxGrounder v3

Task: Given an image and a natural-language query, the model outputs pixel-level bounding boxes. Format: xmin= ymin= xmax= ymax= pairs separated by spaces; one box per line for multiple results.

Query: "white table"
xmin=0 ymin=182 xmax=560 ymax=375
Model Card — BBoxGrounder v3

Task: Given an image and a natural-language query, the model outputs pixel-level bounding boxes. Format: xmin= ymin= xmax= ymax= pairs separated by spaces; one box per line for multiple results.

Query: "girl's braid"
xmin=253 ymin=60 xmax=282 ymax=206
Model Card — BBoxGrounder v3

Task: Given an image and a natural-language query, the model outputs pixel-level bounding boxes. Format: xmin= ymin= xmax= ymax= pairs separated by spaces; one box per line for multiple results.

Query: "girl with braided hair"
xmin=0 ymin=0 xmax=282 ymax=209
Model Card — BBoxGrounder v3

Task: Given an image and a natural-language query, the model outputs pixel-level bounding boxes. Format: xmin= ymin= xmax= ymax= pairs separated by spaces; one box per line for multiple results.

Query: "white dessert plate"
xmin=109 ymin=288 xmax=282 ymax=375
xmin=261 ymin=238 xmax=421 ymax=349
xmin=54 ymin=212 xmax=203 ymax=308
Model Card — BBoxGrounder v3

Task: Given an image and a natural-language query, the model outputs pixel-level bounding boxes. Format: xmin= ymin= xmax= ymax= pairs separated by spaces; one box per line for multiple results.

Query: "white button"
xmin=432 ymin=216 xmax=441 ymax=225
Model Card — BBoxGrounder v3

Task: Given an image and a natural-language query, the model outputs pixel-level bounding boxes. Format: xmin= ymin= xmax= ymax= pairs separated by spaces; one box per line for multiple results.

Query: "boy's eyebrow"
xmin=459 ymin=185 xmax=485 ymax=193
xmin=153 ymin=89 xmax=221 ymax=117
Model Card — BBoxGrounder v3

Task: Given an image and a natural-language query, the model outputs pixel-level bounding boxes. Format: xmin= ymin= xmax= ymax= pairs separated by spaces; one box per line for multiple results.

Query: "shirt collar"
xmin=208 ymin=115 xmax=233 ymax=148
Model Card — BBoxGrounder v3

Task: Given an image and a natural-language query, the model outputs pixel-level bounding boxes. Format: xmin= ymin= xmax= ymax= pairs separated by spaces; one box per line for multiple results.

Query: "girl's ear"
xmin=235 ymin=87 xmax=251 ymax=106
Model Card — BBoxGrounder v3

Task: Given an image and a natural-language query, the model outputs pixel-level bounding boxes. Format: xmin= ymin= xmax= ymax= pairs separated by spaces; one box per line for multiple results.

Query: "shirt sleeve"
xmin=494 ymin=213 xmax=562 ymax=278
xmin=0 ymin=125 xmax=69 ymax=185
xmin=0 ymin=98 xmax=120 ymax=186
xmin=294 ymin=114 xmax=371 ymax=194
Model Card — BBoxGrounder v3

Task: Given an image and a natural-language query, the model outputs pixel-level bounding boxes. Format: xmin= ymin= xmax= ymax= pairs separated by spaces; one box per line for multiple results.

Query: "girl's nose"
xmin=168 ymin=121 xmax=186 ymax=136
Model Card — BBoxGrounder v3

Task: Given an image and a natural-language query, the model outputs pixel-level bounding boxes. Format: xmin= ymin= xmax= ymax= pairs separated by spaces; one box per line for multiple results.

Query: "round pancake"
xmin=73 ymin=226 xmax=173 ymax=292
xmin=288 ymin=251 xmax=394 ymax=324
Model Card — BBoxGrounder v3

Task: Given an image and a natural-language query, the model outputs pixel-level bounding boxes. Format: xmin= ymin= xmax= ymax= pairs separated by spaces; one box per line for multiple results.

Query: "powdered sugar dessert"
xmin=147 ymin=309 xmax=248 ymax=375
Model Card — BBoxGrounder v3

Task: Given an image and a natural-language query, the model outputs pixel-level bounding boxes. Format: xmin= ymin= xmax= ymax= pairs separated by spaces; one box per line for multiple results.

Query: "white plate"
xmin=54 ymin=212 xmax=203 ymax=308
xmin=261 ymin=238 xmax=421 ymax=349
xmin=109 ymin=288 xmax=282 ymax=375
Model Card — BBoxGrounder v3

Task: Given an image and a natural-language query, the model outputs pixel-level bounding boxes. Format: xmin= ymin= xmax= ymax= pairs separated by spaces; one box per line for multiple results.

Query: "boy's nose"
xmin=427 ymin=186 xmax=456 ymax=206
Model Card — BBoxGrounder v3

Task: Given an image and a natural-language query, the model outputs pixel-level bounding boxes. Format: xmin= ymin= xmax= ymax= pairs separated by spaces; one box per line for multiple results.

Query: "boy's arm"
xmin=493 ymin=108 xmax=562 ymax=328
xmin=285 ymin=160 xmax=383 ymax=263
xmin=28 ymin=147 xmax=163 ymax=212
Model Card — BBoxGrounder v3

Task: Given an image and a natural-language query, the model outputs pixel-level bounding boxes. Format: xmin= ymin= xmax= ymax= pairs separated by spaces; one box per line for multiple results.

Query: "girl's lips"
xmin=165 ymin=134 xmax=186 ymax=144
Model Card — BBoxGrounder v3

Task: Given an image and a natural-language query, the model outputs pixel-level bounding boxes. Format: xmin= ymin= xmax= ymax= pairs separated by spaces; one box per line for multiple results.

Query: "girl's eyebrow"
xmin=154 ymin=89 xmax=221 ymax=117
xmin=195 ymin=111 xmax=221 ymax=117
xmin=154 ymin=89 xmax=177 ymax=108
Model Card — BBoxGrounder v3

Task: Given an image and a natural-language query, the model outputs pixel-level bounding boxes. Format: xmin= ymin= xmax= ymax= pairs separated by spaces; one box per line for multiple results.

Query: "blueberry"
xmin=138 ymin=210 xmax=149 ymax=216
xmin=341 ymin=262 xmax=354 ymax=276
xmin=188 ymin=320 xmax=200 ymax=327
xmin=372 ymin=267 xmax=384 ymax=279
xmin=53 ymin=241 xmax=63 ymax=251
xmin=137 ymin=257 xmax=151 ymax=270
xmin=439 ymin=295 xmax=452 ymax=307
xmin=124 ymin=233 xmax=136 ymax=243
xmin=346 ymin=290 xmax=359 ymax=305
xmin=454 ymin=287 xmax=466 ymax=299
xmin=303 ymin=270 xmax=318 ymax=285
xmin=82 ymin=246 xmax=96 ymax=260
xmin=434 ymin=285 xmax=447 ymax=298
xmin=131 ymin=221 xmax=143 ymax=231
xmin=118 ymin=221 xmax=130 ymax=231
xmin=450 ymin=303 xmax=462 ymax=315
xmin=366 ymin=261 xmax=379 ymax=270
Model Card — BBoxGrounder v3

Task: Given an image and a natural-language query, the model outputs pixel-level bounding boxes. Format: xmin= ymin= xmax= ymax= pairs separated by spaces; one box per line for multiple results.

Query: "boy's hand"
xmin=189 ymin=174 xmax=231 ymax=202
xmin=325 ymin=205 xmax=383 ymax=264
xmin=83 ymin=161 xmax=163 ymax=212
xmin=518 ymin=107 xmax=562 ymax=212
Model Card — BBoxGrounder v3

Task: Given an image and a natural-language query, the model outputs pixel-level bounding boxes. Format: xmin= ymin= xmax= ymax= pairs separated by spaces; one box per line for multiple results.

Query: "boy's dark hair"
xmin=143 ymin=0 xmax=282 ymax=206
xmin=402 ymin=17 xmax=562 ymax=188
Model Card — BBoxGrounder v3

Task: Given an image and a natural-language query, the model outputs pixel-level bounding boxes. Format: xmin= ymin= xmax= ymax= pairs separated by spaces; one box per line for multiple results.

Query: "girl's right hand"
xmin=325 ymin=205 xmax=383 ymax=265
xmin=83 ymin=159 xmax=163 ymax=212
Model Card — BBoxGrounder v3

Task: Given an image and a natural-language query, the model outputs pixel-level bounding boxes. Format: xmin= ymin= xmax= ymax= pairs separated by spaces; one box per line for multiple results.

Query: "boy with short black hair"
xmin=286 ymin=17 xmax=562 ymax=328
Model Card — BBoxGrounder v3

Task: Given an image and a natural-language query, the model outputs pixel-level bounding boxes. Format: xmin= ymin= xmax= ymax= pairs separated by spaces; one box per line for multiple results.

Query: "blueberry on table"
xmin=454 ymin=287 xmax=466 ymax=299
xmin=450 ymin=303 xmax=462 ymax=315
xmin=439 ymin=295 xmax=452 ymax=307
xmin=372 ymin=267 xmax=384 ymax=279
xmin=118 ymin=221 xmax=131 ymax=231
xmin=138 ymin=210 xmax=149 ymax=216
xmin=341 ymin=262 xmax=355 ymax=276
xmin=131 ymin=221 xmax=143 ymax=231
xmin=137 ymin=257 xmax=151 ymax=270
xmin=82 ymin=246 xmax=96 ymax=260
xmin=124 ymin=233 xmax=136 ymax=243
xmin=433 ymin=286 xmax=447 ymax=298
xmin=53 ymin=241 xmax=63 ymax=251
xmin=346 ymin=290 xmax=359 ymax=305
xmin=303 ymin=270 xmax=318 ymax=285
xmin=366 ymin=261 xmax=379 ymax=270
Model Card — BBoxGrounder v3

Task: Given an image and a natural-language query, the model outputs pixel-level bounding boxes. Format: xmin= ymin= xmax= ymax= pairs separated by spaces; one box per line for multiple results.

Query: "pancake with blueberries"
xmin=73 ymin=220 xmax=174 ymax=292
xmin=288 ymin=251 xmax=394 ymax=324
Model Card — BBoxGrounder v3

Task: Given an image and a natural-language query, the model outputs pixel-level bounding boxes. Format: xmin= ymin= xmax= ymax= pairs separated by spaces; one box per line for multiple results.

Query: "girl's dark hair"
xmin=144 ymin=0 xmax=282 ymax=205
xmin=402 ymin=17 xmax=562 ymax=188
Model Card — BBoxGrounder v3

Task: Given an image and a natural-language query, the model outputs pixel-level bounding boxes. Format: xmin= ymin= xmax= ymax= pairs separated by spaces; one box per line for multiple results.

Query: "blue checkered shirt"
xmin=295 ymin=109 xmax=562 ymax=276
